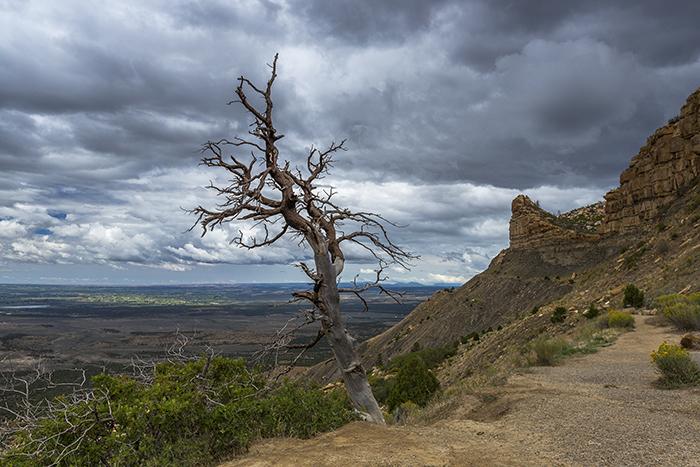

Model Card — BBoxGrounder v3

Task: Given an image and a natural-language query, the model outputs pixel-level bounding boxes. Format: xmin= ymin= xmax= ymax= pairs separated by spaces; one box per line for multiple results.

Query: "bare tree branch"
xmin=190 ymin=54 xmax=418 ymax=424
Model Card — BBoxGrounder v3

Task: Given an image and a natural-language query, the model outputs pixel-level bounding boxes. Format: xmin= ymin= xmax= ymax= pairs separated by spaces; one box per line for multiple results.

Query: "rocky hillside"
xmin=308 ymin=87 xmax=700 ymax=383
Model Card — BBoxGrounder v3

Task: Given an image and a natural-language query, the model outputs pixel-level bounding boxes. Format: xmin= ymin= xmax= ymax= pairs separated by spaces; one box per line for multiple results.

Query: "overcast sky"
xmin=1 ymin=0 xmax=699 ymax=285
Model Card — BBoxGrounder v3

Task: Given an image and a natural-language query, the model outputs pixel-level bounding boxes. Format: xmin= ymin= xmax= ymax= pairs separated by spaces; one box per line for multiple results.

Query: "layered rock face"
xmin=509 ymin=195 xmax=600 ymax=250
xmin=600 ymin=88 xmax=700 ymax=234
xmin=510 ymin=87 xmax=700 ymax=247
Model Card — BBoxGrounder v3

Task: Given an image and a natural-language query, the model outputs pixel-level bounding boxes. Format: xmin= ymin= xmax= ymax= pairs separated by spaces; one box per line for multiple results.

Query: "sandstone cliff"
xmin=307 ymin=86 xmax=700 ymax=383
xmin=509 ymin=195 xmax=601 ymax=250
xmin=601 ymin=88 xmax=700 ymax=233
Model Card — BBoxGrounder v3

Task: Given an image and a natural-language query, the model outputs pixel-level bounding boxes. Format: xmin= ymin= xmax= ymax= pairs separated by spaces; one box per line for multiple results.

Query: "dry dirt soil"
xmin=223 ymin=316 xmax=700 ymax=466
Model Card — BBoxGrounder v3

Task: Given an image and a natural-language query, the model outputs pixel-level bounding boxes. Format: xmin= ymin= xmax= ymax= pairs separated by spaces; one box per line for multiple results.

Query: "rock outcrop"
xmin=307 ymin=86 xmax=700 ymax=385
xmin=600 ymin=88 xmax=700 ymax=234
xmin=510 ymin=87 xmax=700 ymax=242
xmin=509 ymin=195 xmax=600 ymax=250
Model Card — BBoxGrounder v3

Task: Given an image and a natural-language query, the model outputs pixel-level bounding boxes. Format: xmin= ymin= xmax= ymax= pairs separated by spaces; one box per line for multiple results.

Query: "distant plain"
xmin=0 ymin=284 xmax=440 ymax=374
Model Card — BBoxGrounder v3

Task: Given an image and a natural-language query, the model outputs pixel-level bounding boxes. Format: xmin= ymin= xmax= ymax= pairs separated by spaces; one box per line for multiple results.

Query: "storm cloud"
xmin=0 ymin=0 xmax=699 ymax=284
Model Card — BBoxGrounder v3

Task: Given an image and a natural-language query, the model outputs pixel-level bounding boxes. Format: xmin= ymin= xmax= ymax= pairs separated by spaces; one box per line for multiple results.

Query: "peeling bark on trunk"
xmin=314 ymin=250 xmax=385 ymax=424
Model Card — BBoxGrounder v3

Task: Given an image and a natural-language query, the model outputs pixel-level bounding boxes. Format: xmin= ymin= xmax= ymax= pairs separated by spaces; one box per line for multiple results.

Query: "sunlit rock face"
xmin=508 ymin=195 xmax=600 ymax=250
xmin=508 ymin=87 xmax=700 ymax=246
xmin=601 ymin=88 xmax=700 ymax=234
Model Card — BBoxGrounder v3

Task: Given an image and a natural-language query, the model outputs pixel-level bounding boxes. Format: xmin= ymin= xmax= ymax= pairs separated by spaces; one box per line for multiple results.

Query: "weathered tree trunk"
xmin=193 ymin=55 xmax=408 ymax=425
xmin=314 ymin=248 xmax=385 ymax=424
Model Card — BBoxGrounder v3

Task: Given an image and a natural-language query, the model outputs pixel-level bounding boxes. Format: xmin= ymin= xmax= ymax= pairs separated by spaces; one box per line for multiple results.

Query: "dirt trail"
xmin=224 ymin=317 xmax=700 ymax=466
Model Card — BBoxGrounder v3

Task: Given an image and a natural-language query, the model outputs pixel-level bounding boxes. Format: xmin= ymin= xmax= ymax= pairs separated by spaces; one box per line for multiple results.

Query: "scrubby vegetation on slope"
xmin=0 ymin=357 xmax=354 ymax=466
xmin=368 ymin=344 xmax=453 ymax=419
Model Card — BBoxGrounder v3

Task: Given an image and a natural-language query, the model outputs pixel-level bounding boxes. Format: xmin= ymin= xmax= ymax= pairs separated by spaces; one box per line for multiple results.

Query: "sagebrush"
xmin=607 ymin=310 xmax=635 ymax=329
xmin=651 ymin=342 xmax=700 ymax=388
xmin=657 ymin=293 xmax=700 ymax=331
xmin=530 ymin=336 xmax=569 ymax=366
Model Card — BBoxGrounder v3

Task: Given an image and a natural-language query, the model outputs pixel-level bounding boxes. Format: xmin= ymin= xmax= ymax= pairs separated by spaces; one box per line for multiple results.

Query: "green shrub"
xmin=1 ymin=357 xmax=354 ymax=466
xmin=550 ymin=306 xmax=567 ymax=323
xmin=260 ymin=383 xmax=353 ymax=439
xmin=623 ymin=284 xmax=645 ymax=308
xmin=390 ymin=343 xmax=457 ymax=370
xmin=583 ymin=304 xmax=600 ymax=320
xmin=657 ymin=293 xmax=700 ymax=331
xmin=530 ymin=336 xmax=569 ymax=366
xmin=656 ymin=293 xmax=697 ymax=307
xmin=663 ymin=302 xmax=700 ymax=331
xmin=607 ymin=310 xmax=635 ymax=328
xmin=651 ymin=342 xmax=700 ymax=388
xmin=460 ymin=332 xmax=479 ymax=344
xmin=386 ymin=354 xmax=440 ymax=411
xmin=368 ymin=374 xmax=392 ymax=405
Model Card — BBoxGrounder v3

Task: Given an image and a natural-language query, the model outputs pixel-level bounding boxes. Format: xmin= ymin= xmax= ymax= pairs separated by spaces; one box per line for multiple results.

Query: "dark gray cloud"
xmin=292 ymin=0 xmax=450 ymax=44
xmin=0 ymin=0 xmax=699 ymax=283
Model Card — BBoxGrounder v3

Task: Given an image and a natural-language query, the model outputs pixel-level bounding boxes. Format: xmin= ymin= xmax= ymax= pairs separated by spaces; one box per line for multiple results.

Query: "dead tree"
xmin=190 ymin=55 xmax=415 ymax=424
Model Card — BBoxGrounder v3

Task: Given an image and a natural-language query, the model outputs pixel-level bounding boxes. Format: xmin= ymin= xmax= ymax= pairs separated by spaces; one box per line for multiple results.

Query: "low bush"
xmin=530 ymin=336 xmax=569 ymax=366
xmin=650 ymin=342 xmax=700 ymax=388
xmin=386 ymin=354 xmax=440 ymax=411
xmin=623 ymin=284 xmax=645 ymax=308
xmin=583 ymin=303 xmax=600 ymax=320
xmin=460 ymin=332 xmax=480 ymax=344
xmin=1 ymin=357 xmax=354 ymax=466
xmin=607 ymin=310 xmax=635 ymax=329
xmin=368 ymin=373 xmax=392 ymax=405
xmin=657 ymin=293 xmax=700 ymax=331
xmin=656 ymin=293 xmax=692 ymax=307
xmin=550 ymin=306 xmax=567 ymax=323
xmin=664 ymin=303 xmax=700 ymax=331
xmin=390 ymin=343 xmax=457 ymax=371
xmin=680 ymin=334 xmax=700 ymax=350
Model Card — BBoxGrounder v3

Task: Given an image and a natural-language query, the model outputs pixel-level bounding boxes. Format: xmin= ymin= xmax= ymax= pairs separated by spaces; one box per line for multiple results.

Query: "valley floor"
xmin=224 ymin=316 xmax=700 ymax=466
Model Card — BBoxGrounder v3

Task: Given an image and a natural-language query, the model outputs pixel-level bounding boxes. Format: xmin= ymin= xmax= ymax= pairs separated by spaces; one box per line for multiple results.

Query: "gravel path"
xmin=502 ymin=316 xmax=700 ymax=466
xmin=224 ymin=317 xmax=700 ymax=466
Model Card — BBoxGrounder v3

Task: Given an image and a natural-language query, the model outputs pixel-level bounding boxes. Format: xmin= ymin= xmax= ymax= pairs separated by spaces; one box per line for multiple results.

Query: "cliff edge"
xmin=307 ymin=86 xmax=700 ymax=383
